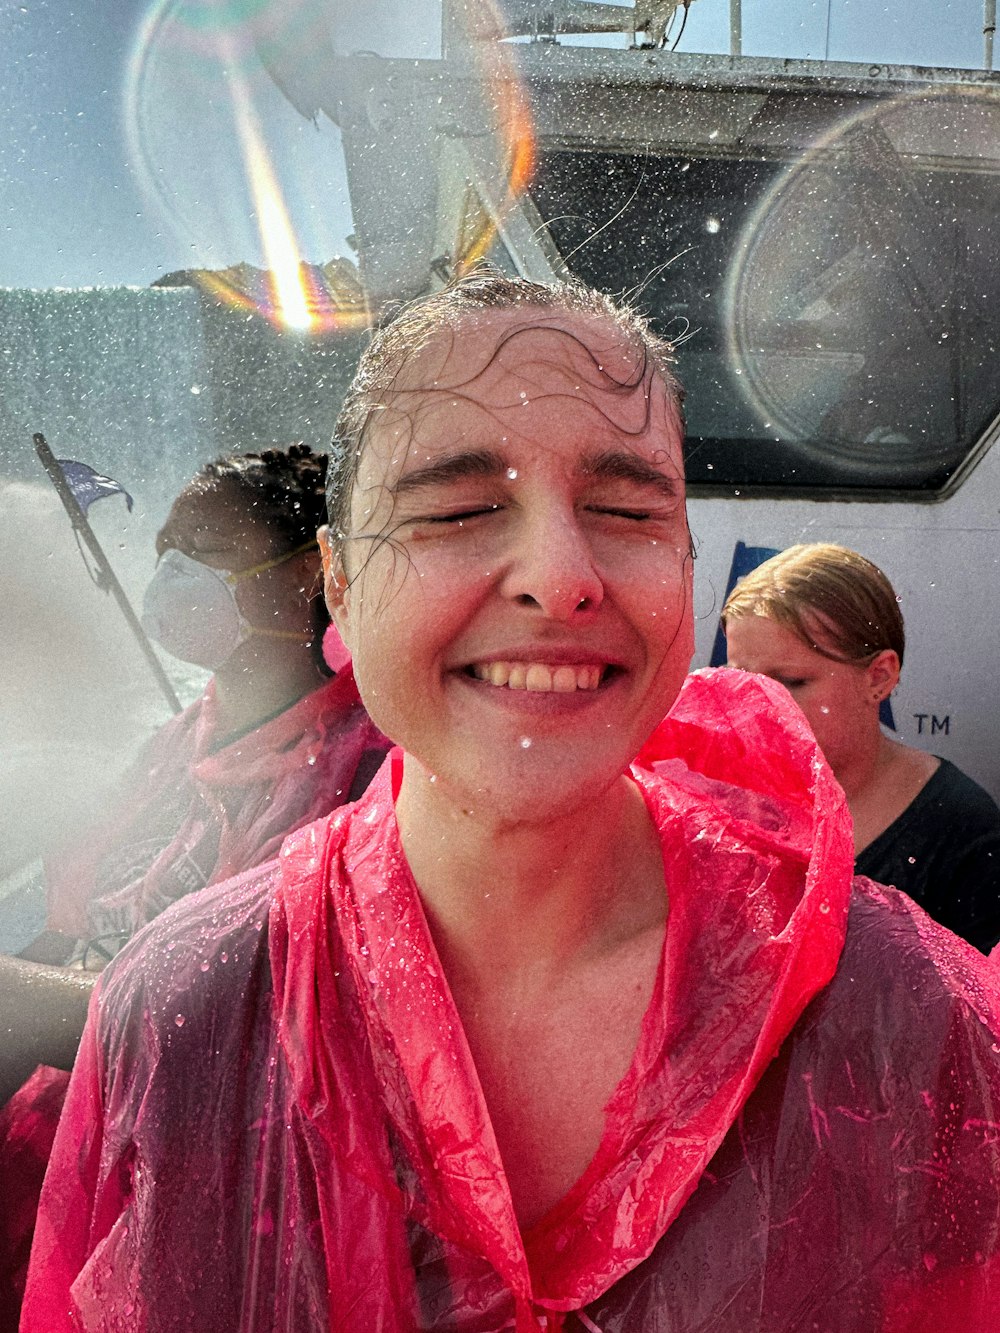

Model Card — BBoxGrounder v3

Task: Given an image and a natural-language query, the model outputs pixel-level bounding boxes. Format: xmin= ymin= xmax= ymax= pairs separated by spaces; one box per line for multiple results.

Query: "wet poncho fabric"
xmin=2 ymin=668 xmax=387 ymax=1327
xmin=22 ymin=671 xmax=1000 ymax=1332
xmin=44 ymin=666 xmax=388 ymax=946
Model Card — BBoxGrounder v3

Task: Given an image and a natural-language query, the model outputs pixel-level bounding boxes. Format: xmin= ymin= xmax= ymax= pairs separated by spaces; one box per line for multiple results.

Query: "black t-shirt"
xmin=855 ymin=757 xmax=1000 ymax=953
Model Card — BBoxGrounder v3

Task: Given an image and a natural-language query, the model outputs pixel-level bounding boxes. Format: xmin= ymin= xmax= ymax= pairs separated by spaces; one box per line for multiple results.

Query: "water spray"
xmin=33 ymin=432 xmax=182 ymax=716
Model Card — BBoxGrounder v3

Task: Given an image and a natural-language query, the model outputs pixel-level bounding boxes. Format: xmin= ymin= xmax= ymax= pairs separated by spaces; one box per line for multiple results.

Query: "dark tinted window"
xmin=527 ymin=83 xmax=1000 ymax=497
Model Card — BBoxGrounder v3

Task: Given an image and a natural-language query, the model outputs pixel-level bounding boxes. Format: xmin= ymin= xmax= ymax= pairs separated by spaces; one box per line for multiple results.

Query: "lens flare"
xmin=125 ymin=0 xmax=368 ymax=330
xmin=723 ymin=83 xmax=1000 ymax=476
xmin=452 ymin=2 xmax=538 ymax=274
xmin=224 ymin=46 xmax=313 ymax=330
xmin=124 ymin=0 xmax=536 ymax=326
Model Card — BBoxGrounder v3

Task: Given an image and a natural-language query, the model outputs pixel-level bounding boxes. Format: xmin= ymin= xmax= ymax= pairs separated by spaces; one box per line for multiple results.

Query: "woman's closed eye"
xmin=587 ymin=505 xmax=654 ymax=521
xmin=419 ymin=504 xmax=503 ymax=524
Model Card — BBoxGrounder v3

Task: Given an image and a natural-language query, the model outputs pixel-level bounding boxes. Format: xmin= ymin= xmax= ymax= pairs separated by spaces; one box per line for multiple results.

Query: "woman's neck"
xmin=395 ymin=766 xmax=668 ymax=991
xmin=842 ymin=732 xmax=940 ymax=854
xmin=212 ymin=642 xmax=325 ymax=740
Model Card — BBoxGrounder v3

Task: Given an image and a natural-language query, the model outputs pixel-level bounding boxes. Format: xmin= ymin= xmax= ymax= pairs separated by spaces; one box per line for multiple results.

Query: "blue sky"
xmin=0 ymin=0 xmax=989 ymax=289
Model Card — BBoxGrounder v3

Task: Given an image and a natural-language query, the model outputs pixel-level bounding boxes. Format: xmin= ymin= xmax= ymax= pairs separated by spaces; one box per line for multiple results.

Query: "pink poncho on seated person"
xmin=21 ymin=671 xmax=1000 ymax=1333
xmin=45 ymin=662 xmax=385 ymax=947
xmin=1 ymin=665 xmax=387 ymax=1326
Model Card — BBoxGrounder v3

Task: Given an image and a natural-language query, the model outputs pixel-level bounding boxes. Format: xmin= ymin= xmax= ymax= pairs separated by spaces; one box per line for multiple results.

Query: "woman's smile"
xmin=466 ymin=661 xmax=605 ymax=691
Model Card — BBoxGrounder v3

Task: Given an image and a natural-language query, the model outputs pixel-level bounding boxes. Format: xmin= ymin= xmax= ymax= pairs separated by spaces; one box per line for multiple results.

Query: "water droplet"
xmin=908 ymin=856 xmax=917 ymax=864
xmin=174 ymin=1014 xmax=185 ymax=1027
xmin=705 ymin=216 xmax=721 ymax=234
xmin=221 ymin=951 xmax=229 ymax=963
xmin=200 ymin=959 xmax=210 ymax=972
xmin=819 ymin=902 xmax=830 ymax=914
xmin=519 ymin=736 xmax=533 ymax=749
xmin=506 ymin=467 xmax=518 ymax=480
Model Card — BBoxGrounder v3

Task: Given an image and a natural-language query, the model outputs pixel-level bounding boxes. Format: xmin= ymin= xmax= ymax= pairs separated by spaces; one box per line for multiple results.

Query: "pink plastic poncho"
xmin=22 ymin=671 xmax=1000 ymax=1333
xmin=2 ymin=667 xmax=387 ymax=1326
xmin=45 ymin=665 xmax=387 ymax=942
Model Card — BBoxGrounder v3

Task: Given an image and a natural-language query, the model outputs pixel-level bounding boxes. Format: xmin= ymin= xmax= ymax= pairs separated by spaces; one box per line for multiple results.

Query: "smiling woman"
xmin=322 ymin=273 xmax=693 ymax=833
xmin=21 ymin=271 xmax=1000 ymax=1333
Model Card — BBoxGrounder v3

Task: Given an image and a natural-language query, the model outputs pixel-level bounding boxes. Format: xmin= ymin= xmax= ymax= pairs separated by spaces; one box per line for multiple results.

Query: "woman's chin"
xmin=403 ymin=749 xmax=631 ymax=831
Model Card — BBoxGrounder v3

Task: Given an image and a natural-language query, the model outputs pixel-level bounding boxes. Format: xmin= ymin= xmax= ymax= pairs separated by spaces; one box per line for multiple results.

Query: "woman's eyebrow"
xmin=581 ymin=448 xmax=682 ymax=498
xmin=391 ymin=448 xmax=507 ymax=494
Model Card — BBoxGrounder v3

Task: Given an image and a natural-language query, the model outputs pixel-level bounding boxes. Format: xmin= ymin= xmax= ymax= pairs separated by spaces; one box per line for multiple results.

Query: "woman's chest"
xmin=458 ymin=942 xmax=662 ymax=1230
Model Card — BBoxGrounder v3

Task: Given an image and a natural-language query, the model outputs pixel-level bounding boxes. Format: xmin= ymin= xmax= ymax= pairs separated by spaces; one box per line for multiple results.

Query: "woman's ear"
xmin=317 ymin=526 xmax=351 ymax=637
xmin=866 ymin=649 xmax=901 ymax=703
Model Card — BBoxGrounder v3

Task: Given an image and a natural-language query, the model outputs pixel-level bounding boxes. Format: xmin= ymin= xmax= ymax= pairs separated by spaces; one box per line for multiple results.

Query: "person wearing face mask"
xmin=0 ymin=444 xmax=388 ymax=1330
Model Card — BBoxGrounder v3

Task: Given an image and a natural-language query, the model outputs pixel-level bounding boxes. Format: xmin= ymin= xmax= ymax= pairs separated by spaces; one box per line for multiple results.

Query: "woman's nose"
xmin=500 ymin=512 xmax=604 ymax=620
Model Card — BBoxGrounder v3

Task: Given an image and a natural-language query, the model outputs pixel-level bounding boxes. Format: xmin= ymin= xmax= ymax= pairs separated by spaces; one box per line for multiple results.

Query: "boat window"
xmin=525 ymin=84 xmax=1000 ymax=496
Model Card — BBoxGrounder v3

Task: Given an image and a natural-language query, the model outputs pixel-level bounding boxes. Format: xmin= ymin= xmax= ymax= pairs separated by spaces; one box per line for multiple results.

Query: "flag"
xmin=56 ymin=460 xmax=134 ymax=514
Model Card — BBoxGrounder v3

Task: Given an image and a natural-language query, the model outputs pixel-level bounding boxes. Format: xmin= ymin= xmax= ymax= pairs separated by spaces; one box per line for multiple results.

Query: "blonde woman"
xmin=723 ymin=542 xmax=1000 ymax=952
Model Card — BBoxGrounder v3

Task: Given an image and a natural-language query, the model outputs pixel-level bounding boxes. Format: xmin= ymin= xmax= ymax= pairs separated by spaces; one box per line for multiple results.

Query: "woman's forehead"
xmin=362 ymin=309 xmax=681 ymax=467
xmin=393 ymin=308 xmax=647 ymax=396
xmin=157 ymin=484 xmax=272 ymax=557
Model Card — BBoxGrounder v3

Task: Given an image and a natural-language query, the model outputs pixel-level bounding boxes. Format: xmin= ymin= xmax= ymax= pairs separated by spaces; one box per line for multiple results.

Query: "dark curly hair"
xmin=160 ymin=443 xmax=329 ymax=557
xmin=158 ymin=443 xmax=331 ymax=667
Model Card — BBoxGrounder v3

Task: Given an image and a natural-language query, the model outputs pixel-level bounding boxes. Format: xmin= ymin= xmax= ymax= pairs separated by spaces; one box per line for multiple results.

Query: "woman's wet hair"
xmin=326 ymin=266 xmax=685 ymax=549
xmin=159 ymin=443 xmax=329 ymax=558
xmin=721 ymin=543 xmax=905 ymax=667
xmin=159 ymin=442 xmax=332 ymax=666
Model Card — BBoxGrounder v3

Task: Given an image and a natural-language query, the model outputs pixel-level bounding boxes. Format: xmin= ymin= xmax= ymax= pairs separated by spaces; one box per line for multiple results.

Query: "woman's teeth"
xmin=470 ymin=661 xmax=603 ymax=691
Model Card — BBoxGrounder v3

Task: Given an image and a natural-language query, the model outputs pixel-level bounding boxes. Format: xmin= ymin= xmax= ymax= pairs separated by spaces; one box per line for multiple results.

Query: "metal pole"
xmin=730 ymin=0 xmax=742 ymax=56
xmin=986 ymin=0 xmax=996 ymax=70
xmin=33 ymin=433 xmax=182 ymax=715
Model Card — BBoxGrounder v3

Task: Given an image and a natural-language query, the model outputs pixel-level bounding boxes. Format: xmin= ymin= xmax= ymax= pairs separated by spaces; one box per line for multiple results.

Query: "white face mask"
xmin=141 ymin=544 xmax=314 ymax=672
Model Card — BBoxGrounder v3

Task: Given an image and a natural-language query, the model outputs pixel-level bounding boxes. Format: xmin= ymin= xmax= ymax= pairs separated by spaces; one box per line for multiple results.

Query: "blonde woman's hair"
xmin=721 ymin=543 xmax=905 ymax=666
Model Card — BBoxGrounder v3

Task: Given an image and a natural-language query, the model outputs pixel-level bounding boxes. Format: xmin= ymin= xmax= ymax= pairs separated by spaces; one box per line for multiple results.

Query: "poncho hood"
xmin=270 ymin=668 xmax=854 ymax=1325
